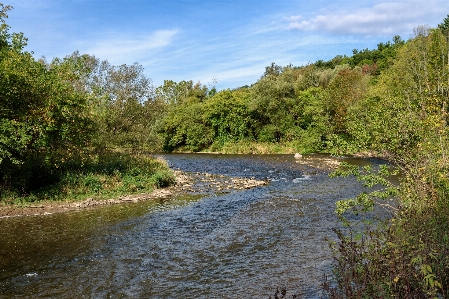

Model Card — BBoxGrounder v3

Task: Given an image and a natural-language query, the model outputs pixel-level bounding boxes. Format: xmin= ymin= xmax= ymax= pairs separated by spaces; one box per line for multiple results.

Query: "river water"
xmin=0 ymin=154 xmax=386 ymax=298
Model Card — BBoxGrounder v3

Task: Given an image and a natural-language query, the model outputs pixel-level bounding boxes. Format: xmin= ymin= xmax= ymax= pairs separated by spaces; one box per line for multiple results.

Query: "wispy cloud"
xmin=79 ymin=29 xmax=178 ymax=64
xmin=10 ymin=0 xmax=449 ymax=90
xmin=286 ymin=0 xmax=448 ymax=36
xmin=187 ymin=63 xmax=268 ymax=90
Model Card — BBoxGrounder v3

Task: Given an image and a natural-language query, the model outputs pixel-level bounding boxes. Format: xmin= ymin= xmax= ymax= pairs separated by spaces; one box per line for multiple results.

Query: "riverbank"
xmin=0 ymin=170 xmax=268 ymax=218
xmin=0 ymin=153 xmax=349 ymax=218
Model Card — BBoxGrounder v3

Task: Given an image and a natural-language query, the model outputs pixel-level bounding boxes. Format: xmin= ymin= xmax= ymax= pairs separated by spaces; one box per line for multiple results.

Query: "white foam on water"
xmin=292 ymin=175 xmax=311 ymax=183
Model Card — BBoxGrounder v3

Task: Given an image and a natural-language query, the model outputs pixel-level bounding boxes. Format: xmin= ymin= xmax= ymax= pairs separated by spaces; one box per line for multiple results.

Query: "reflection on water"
xmin=0 ymin=154 xmax=386 ymax=298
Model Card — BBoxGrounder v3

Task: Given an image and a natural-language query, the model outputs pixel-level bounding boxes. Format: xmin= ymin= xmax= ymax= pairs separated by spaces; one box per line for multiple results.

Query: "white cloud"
xmin=187 ymin=64 xmax=265 ymax=90
xmin=287 ymin=0 xmax=448 ymax=36
xmin=209 ymin=65 xmax=264 ymax=83
xmin=79 ymin=29 xmax=178 ymax=64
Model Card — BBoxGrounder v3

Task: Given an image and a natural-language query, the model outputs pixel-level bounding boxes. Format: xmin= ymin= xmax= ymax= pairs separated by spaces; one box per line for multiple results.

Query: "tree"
xmin=438 ymin=14 xmax=449 ymax=37
xmin=158 ymin=100 xmax=212 ymax=152
xmin=154 ymin=79 xmax=208 ymax=105
xmin=325 ymin=68 xmax=369 ymax=134
xmin=203 ymin=89 xmax=254 ymax=145
xmin=293 ymin=87 xmax=329 ymax=152
xmin=249 ymin=71 xmax=298 ymax=142
xmin=155 ymin=80 xmax=212 ymax=151
xmin=0 ymin=6 xmax=96 ymax=190
xmin=261 ymin=62 xmax=283 ymax=78
xmin=51 ymin=52 xmax=163 ymax=150
xmin=327 ymin=26 xmax=449 ymax=298
xmin=345 ymin=27 xmax=449 ymax=163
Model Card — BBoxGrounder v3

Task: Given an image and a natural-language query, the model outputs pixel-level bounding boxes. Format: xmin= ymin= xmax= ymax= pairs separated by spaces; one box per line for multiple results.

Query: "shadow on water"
xmin=0 ymin=154 xmax=387 ymax=298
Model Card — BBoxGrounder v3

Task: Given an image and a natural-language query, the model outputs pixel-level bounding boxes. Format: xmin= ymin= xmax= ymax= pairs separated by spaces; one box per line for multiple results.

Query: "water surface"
xmin=0 ymin=154 xmax=384 ymax=298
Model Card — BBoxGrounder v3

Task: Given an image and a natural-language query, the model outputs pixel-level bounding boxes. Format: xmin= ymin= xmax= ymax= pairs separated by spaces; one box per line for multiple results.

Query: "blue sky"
xmin=5 ymin=0 xmax=449 ymax=90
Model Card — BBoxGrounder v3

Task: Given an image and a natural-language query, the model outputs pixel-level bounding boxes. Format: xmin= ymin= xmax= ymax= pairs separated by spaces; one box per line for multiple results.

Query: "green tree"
xmin=438 ymin=14 xmax=449 ymax=37
xmin=155 ymin=79 xmax=208 ymax=105
xmin=325 ymin=68 xmax=369 ymax=134
xmin=249 ymin=70 xmax=298 ymax=142
xmin=346 ymin=28 xmax=449 ymax=159
xmin=261 ymin=62 xmax=283 ymax=78
xmin=328 ymin=27 xmax=449 ymax=298
xmin=156 ymin=80 xmax=211 ymax=152
xmin=203 ymin=89 xmax=254 ymax=146
xmin=0 ymin=5 xmax=96 ymax=191
xmin=293 ymin=87 xmax=329 ymax=152
xmin=159 ymin=101 xmax=212 ymax=152
xmin=52 ymin=52 xmax=163 ymax=150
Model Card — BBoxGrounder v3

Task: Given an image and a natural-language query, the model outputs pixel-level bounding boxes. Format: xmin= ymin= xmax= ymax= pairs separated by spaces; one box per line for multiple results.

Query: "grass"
xmin=0 ymin=151 xmax=176 ymax=205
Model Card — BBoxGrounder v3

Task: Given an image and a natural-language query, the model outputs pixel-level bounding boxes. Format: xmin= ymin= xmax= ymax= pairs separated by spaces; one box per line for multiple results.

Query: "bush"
xmin=0 ymin=151 xmax=176 ymax=204
xmin=326 ymin=162 xmax=449 ymax=298
xmin=325 ymin=206 xmax=449 ymax=298
xmin=150 ymin=170 xmax=176 ymax=188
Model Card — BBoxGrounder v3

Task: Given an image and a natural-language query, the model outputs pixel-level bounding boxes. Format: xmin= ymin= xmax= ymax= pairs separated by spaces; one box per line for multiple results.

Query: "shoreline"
xmin=0 ymin=152 xmax=373 ymax=219
xmin=0 ymin=171 xmax=268 ymax=219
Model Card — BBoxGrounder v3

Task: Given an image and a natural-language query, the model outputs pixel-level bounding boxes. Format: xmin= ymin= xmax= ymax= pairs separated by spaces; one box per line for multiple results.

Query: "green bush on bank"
xmin=0 ymin=152 xmax=175 ymax=205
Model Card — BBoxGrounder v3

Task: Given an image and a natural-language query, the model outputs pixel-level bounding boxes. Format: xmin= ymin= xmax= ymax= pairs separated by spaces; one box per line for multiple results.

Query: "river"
xmin=0 ymin=154 xmax=387 ymax=298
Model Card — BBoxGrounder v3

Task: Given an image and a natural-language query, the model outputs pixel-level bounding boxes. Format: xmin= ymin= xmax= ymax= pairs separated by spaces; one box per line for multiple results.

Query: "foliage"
xmin=345 ymin=27 xmax=449 ymax=161
xmin=1 ymin=152 xmax=175 ymax=204
xmin=157 ymin=82 xmax=213 ymax=152
xmin=438 ymin=14 xmax=449 ymax=37
xmin=325 ymin=68 xmax=369 ymax=134
xmin=327 ymin=160 xmax=449 ymax=298
xmin=324 ymin=216 xmax=449 ymax=298
xmin=153 ymin=33 xmax=409 ymax=155
xmin=249 ymin=69 xmax=298 ymax=142
xmin=51 ymin=51 xmax=162 ymax=150
xmin=316 ymin=36 xmax=405 ymax=73
xmin=154 ymin=33 xmax=410 ymax=155
xmin=0 ymin=6 xmax=97 ymax=193
xmin=155 ymin=79 xmax=208 ymax=105
xmin=0 ymin=5 xmax=172 ymax=202
xmin=203 ymin=89 xmax=254 ymax=147
xmin=158 ymin=71 xmax=333 ymax=154
xmin=329 ymin=162 xmax=399 ymax=222
xmin=325 ymin=26 xmax=449 ymax=298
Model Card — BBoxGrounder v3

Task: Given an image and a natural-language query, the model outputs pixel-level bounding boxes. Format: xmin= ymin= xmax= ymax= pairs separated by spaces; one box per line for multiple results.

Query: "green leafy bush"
xmin=0 ymin=152 xmax=175 ymax=204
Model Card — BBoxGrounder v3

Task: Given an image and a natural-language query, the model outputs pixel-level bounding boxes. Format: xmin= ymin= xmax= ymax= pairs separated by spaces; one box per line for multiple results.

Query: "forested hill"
xmin=2 ymin=10 xmax=444 ymax=158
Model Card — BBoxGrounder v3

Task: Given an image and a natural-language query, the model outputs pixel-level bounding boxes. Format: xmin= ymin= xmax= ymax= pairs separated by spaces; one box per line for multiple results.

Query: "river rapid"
xmin=0 ymin=154 xmax=386 ymax=298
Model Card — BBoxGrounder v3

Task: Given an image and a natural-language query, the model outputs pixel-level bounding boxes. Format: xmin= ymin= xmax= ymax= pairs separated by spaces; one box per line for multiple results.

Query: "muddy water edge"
xmin=0 ymin=154 xmax=391 ymax=298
